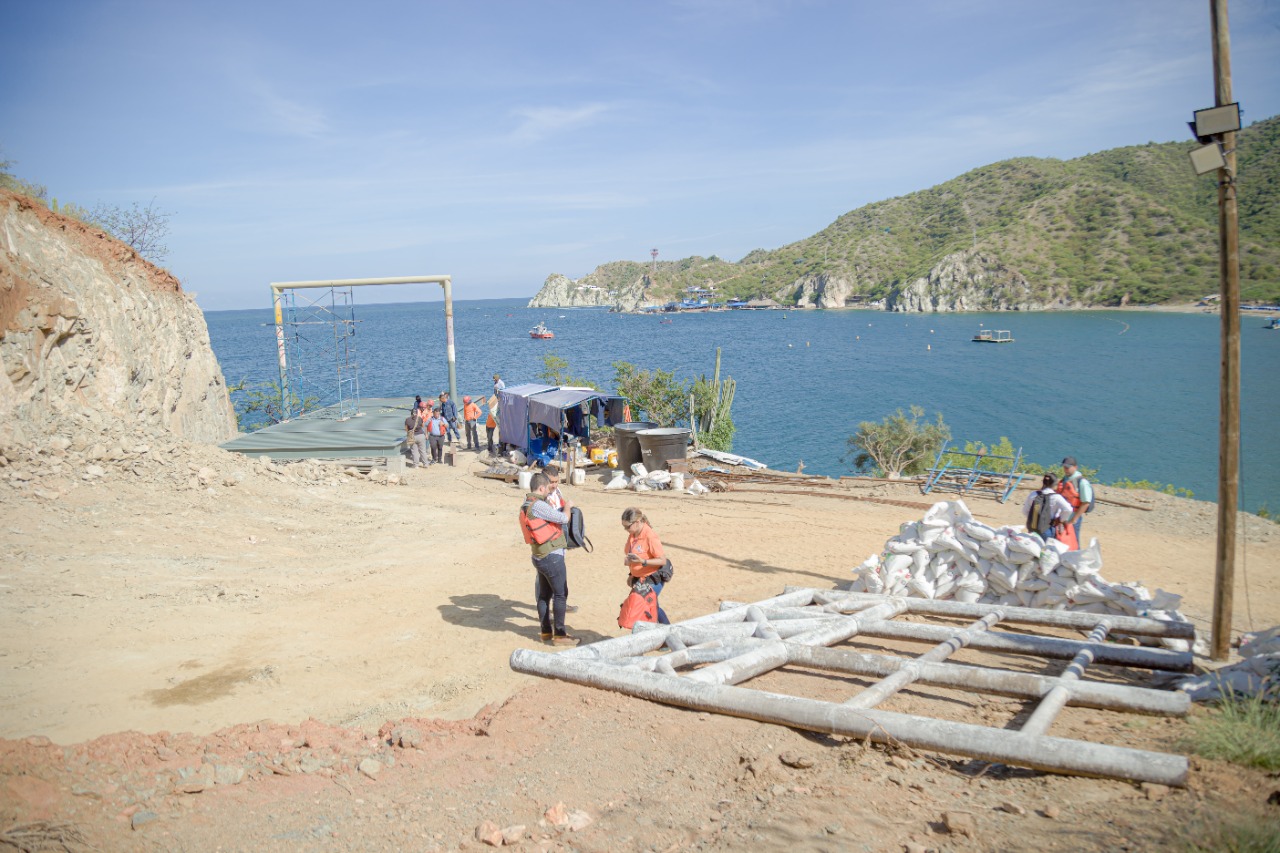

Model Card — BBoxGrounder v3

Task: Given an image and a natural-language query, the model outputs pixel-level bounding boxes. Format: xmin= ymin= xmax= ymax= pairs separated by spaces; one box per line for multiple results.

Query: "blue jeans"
xmin=647 ymin=581 xmax=671 ymax=625
xmin=533 ymin=552 xmax=569 ymax=635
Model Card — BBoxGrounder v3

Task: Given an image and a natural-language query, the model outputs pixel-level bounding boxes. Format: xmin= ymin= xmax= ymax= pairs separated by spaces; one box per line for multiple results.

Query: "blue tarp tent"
xmin=497 ymin=384 xmax=628 ymax=465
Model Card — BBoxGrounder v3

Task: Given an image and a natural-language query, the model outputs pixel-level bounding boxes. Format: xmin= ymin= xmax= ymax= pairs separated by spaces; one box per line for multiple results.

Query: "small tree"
xmin=89 ymin=198 xmax=171 ymax=264
xmin=229 ymin=379 xmax=318 ymax=432
xmin=538 ymin=352 xmax=597 ymax=389
xmin=844 ymin=406 xmax=950 ymax=479
xmin=612 ymin=361 xmax=688 ymax=426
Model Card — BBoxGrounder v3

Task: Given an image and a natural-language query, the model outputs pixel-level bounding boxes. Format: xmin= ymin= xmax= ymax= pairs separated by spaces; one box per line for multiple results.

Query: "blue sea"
xmin=206 ymin=298 xmax=1280 ymax=514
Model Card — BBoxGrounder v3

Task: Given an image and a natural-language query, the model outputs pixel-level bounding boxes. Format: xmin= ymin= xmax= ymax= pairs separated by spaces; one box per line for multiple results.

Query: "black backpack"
xmin=565 ymin=506 xmax=593 ymax=552
xmin=1027 ymin=490 xmax=1053 ymax=537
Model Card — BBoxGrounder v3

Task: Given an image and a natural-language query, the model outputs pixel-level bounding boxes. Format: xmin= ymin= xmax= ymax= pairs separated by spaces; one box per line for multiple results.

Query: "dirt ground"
xmin=2 ymin=448 xmax=1278 ymax=851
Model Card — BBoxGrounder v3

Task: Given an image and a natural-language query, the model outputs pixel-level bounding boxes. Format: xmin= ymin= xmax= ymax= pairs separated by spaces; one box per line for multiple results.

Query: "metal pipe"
xmin=785 ymin=645 xmax=1188 ymax=716
xmin=509 ymin=648 xmax=1188 ymax=786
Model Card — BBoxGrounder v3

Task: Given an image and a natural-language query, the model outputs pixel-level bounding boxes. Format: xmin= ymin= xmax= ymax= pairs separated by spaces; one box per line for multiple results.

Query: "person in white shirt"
xmin=1022 ymin=473 xmax=1074 ymax=542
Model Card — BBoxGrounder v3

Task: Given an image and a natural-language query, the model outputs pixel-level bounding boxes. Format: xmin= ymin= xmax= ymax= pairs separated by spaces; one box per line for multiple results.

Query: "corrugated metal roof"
xmin=221 ymin=397 xmax=414 ymax=460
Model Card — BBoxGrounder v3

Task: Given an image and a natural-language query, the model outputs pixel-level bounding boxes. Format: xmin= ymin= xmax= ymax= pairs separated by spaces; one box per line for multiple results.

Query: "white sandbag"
xmin=912 ymin=550 xmax=929 ymax=576
xmin=1005 ymin=533 xmax=1042 ymax=559
xmin=647 ymin=470 xmax=672 ymax=484
xmin=686 ymin=479 xmax=710 ymax=495
xmin=630 ymin=462 xmax=649 ymax=477
xmin=1240 ymin=626 xmax=1280 ymax=658
xmin=907 ymin=576 xmax=936 ymax=599
xmin=605 ymin=473 xmax=630 ymax=490
xmin=883 ymin=553 xmax=913 ymax=576
xmin=886 ymin=539 xmax=926 ymax=555
xmin=961 ymin=520 xmax=998 ymax=541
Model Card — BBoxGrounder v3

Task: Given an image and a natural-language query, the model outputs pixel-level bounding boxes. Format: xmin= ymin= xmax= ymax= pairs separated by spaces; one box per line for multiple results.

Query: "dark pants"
xmin=465 ymin=420 xmax=480 ymax=449
xmin=532 ymin=552 xmax=569 ymax=636
xmin=486 ymin=425 xmax=497 ymax=455
xmin=428 ymin=434 xmax=444 ymax=462
xmin=650 ymin=581 xmax=671 ymax=624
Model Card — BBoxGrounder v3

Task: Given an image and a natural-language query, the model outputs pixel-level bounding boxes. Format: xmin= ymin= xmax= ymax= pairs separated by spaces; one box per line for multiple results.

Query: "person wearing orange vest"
xmin=485 ymin=396 xmax=499 ymax=456
xmin=1055 ymin=456 xmax=1094 ymax=545
xmin=462 ymin=395 xmax=481 ymax=451
xmin=520 ymin=472 xmax=578 ymax=646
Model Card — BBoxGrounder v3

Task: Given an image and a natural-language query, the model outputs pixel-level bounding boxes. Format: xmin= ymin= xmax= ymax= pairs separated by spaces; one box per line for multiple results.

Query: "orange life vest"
xmin=1055 ymin=477 xmax=1081 ymax=510
xmin=519 ymin=497 xmax=564 ymax=547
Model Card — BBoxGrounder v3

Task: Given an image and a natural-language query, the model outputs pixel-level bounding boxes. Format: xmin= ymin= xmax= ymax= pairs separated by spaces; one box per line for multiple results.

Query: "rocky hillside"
xmin=0 ymin=189 xmax=236 ymax=460
xmin=530 ymin=115 xmax=1280 ymax=312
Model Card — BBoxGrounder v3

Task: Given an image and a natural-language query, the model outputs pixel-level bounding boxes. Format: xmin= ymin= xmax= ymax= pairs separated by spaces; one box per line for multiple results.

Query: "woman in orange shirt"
xmin=621 ymin=507 xmax=670 ymax=624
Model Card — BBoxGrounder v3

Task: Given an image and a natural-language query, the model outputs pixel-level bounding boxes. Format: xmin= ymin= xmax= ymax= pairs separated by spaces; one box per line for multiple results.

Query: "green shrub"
xmin=1183 ymin=681 xmax=1280 ymax=771
xmin=844 ymin=406 xmax=950 ymax=479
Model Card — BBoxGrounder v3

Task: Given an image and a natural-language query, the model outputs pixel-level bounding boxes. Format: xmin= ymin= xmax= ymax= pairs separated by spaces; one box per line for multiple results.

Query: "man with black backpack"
xmin=518 ymin=472 xmax=579 ymax=646
xmin=1023 ymin=473 xmax=1074 ymax=545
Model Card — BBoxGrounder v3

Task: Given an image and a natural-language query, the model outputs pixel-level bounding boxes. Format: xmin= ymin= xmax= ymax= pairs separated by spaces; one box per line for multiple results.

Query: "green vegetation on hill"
xmin=575 ymin=116 xmax=1280 ymax=307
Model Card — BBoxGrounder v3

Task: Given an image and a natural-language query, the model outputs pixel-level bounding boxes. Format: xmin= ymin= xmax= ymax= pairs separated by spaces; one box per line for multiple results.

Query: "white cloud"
xmin=509 ymin=103 xmax=614 ymax=143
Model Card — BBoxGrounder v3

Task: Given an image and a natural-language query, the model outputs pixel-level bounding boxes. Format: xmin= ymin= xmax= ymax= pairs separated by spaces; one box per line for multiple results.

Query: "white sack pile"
xmin=1176 ymin=627 xmax=1280 ymax=702
xmin=851 ymin=500 xmax=1192 ymax=649
xmin=611 ymin=463 xmax=708 ymax=495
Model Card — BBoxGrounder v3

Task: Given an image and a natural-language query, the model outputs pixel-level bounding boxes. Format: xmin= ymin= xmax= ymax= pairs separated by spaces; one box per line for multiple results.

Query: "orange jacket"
xmin=463 ymin=402 xmax=481 ymax=421
xmin=1056 ymin=477 xmax=1081 ymax=510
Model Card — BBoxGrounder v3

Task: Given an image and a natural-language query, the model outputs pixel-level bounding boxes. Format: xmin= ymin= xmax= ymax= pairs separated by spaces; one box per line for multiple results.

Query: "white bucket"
xmin=571 ymin=468 xmax=586 ymax=486
xmin=517 ymin=470 xmax=534 ymax=491
xmin=670 ymin=472 xmax=685 ymax=490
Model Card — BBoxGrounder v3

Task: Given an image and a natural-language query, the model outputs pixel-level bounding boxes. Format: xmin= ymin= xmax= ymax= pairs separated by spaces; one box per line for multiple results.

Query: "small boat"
xmin=1266 ymin=317 xmax=1279 ymax=330
xmin=529 ymin=322 xmax=554 ymax=339
xmin=973 ymin=329 xmax=1014 ymax=343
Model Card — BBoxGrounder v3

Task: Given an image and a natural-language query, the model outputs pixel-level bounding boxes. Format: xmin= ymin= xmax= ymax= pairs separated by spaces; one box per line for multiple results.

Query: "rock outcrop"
xmin=778 ymin=274 xmax=864 ymax=309
xmin=886 ymin=250 xmax=1069 ymax=313
xmin=0 ymin=189 xmax=236 ymax=453
xmin=527 ymin=272 xmax=654 ymax=311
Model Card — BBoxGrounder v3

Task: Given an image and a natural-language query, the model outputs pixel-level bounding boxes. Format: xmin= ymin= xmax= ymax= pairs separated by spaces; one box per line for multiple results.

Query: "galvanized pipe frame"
xmin=509 ymin=647 xmax=1189 ymax=786
xmin=803 ymin=588 xmax=1197 ymax=640
xmin=508 ymin=588 xmax=1192 ymax=785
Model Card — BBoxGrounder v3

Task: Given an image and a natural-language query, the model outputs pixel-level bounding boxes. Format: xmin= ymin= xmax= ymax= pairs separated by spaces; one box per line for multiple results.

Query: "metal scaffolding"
xmin=274 ymin=284 xmax=361 ymax=420
xmin=269 ymin=275 xmax=457 ymax=422
xmin=511 ymin=589 xmax=1195 ymax=786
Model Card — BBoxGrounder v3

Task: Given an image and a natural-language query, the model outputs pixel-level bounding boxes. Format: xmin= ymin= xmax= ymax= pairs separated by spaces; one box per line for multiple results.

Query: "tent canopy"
xmin=497 ymin=383 xmax=554 ymax=444
xmin=527 ymin=387 xmax=600 ymax=431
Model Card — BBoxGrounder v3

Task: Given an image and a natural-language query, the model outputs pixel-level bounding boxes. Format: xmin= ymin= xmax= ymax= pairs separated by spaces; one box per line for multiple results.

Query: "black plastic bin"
xmin=613 ymin=421 xmax=658 ymax=473
xmin=637 ymin=427 xmax=692 ymax=473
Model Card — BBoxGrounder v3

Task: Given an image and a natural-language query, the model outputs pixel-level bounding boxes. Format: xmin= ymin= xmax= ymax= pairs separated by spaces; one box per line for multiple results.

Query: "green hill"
xmin=565 ymin=116 xmax=1280 ymax=308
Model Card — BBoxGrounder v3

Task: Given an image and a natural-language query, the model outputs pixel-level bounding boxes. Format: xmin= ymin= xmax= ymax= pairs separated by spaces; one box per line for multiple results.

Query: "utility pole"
xmin=1210 ymin=0 xmax=1241 ymax=662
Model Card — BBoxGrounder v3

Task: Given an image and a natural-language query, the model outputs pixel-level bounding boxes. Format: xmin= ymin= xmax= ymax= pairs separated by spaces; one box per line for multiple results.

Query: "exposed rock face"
xmin=0 ymin=190 xmax=236 ymax=452
xmin=886 ymin=251 xmax=1066 ymax=313
xmin=527 ymin=273 xmax=653 ymax=311
xmin=779 ymin=274 xmax=862 ymax=309
xmin=527 ymin=273 xmax=616 ymax=308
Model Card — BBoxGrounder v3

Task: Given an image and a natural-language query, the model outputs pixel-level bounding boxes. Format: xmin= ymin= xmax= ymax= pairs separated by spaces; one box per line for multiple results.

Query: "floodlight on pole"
xmin=1194 ymin=102 xmax=1240 ymax=137
xmin=1189 ymin=142 xmax=1227 ymax=175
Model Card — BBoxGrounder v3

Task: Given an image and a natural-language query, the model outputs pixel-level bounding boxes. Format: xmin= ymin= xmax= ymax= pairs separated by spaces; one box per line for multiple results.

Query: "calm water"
xmin=206 ymin=299 xmax=1280 ymax=513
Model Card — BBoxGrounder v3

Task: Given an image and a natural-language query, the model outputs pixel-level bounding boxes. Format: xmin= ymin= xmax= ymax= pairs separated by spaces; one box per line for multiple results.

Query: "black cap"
xmin=1062 ymin=456 xmax=1077 ymax=467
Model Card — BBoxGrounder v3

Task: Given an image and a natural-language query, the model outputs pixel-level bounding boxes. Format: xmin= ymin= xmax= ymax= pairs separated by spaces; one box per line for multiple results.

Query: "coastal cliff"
xmin=886 ymin=251 xmax=1075 ymax=312
xmin=0 ymin=189 xmax=236 ymax=454
xmin=528 ymin=269 xmax=654 ymax=311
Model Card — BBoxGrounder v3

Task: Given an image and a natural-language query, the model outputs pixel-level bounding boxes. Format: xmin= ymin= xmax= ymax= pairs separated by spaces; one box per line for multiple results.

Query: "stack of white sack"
xmin=618 ymin=463 xmax=708 ymax=495
xmin=1175 ymin=627 xmax=1280 ymax=701
xmin=850 ymin=500 xmax=1192 ymax=650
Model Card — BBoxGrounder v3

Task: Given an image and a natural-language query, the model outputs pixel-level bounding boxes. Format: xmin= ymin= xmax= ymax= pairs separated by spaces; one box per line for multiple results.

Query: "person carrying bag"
xmin=619 ymin=507 xmax=671 ymax=627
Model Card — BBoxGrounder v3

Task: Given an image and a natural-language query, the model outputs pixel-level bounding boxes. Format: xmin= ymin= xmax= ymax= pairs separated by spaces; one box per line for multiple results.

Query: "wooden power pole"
xmin=1210 ymin=0 xmax=1241 ymax=662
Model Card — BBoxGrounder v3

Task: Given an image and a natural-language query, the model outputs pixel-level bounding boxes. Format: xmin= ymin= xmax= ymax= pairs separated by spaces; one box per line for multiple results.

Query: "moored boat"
xmin=973 ymin=329 xmax=1014 ymax=343
xmin=529 ymin=322 xmax=554 ymax=339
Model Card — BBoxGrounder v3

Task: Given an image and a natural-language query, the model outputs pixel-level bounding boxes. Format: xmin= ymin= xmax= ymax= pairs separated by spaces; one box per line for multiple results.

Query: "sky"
xmin=3 ymin=0 xmax=1279 ymax=311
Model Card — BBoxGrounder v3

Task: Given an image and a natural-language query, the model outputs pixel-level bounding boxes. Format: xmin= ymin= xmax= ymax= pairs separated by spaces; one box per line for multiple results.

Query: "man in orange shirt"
xmin=462 ymin=395 xmax=481 ymax=451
